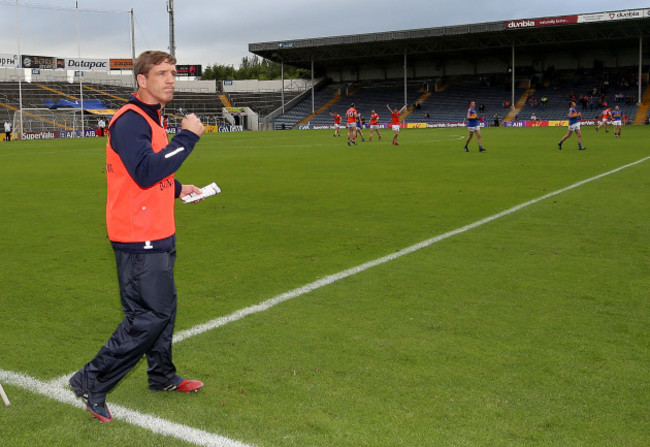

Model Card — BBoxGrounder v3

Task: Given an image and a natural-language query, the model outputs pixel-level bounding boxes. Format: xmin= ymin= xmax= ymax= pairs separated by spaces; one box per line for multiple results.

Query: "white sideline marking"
xmin=173 ymin=155 xmax=649 ymax=344
xmin=1 ymin=156 xmax=647 ymax=446
xmin=0 ymin=369 xmax=255 ymax=447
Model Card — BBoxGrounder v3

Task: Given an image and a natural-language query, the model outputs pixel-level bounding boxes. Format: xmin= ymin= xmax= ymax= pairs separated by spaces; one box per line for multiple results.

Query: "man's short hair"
xmin=133 ymin=51 xmax=176 ymax=77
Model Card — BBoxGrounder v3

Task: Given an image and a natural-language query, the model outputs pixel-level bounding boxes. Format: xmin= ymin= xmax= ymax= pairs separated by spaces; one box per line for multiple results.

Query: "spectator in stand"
xmin=493 ymin=113 xmax=500 ymax=127
xmin=530 ymin=112 xmax=537 ymax=121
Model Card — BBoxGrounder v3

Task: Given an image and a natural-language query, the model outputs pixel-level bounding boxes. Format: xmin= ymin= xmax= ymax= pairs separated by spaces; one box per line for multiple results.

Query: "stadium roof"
xmin=249 ymin=8 xmax=650 ymax=73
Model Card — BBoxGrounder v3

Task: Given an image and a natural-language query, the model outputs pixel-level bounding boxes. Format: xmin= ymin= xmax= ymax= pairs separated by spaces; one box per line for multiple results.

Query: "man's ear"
xmin=136 ymin=73 xmax=147 ymax=89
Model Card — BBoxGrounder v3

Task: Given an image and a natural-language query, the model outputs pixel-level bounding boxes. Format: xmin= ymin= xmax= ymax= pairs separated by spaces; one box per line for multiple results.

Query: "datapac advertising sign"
xmin=64 ymin=58 xmax=110 ymax=71
xmin=0 ymin=54 xmax=19 ymax=68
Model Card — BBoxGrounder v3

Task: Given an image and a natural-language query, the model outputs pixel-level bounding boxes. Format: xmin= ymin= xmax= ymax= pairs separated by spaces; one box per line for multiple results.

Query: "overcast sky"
xmin=1 ymin=0 xmax=648 ymax=68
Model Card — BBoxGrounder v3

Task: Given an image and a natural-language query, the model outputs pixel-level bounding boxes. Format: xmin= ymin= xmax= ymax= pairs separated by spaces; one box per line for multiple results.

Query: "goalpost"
xmin=11 ymin=108 xmax=83 ymax=136
xmin=1 ymin=1 xmax=135 ymax=139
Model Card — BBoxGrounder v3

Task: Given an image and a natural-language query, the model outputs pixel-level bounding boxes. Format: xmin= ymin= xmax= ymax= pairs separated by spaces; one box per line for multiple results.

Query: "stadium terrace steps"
xmin=37 ymin=84 xmax=78 ymax=101
xmin=504 ymin=88 xmax=535 ymax=122
xmin=633 ymin=85 xmax=650 ymax=125
xmin=297 ymin=93 xmax=341 ymax=127
xmin=219 ymin=94 xmax=231 ymax=107
xmin=400 ymin=91 xmax=431 ymax=121
xmin=82 ymin=85 xmax=129 ymax=104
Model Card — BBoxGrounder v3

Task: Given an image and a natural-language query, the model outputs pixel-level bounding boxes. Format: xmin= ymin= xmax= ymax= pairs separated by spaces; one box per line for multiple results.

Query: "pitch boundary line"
xmin=0 ymin=155 xmax=647 ymax=446
xmin=173 ymin=155 xmax=649 ymax=344
xmin=0 ymin=368 xmax=255 ymax=447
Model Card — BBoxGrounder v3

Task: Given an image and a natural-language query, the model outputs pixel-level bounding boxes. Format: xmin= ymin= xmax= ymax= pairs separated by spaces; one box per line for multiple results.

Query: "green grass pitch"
xmin=0 ymin=125 xmax=648 ymax=446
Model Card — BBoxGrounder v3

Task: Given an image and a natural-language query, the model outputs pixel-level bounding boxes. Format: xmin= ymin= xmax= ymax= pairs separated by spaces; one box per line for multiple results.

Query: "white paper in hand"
xmin=182 ymin=182 xmax=221 ymax=203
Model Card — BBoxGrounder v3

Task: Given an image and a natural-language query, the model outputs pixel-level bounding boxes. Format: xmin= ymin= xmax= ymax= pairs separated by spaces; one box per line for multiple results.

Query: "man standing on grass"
xmin=4 ymin=119 xmax=11 ymax=142
xmin=611 ymin=105 xmax=623 ymax=138
xmin=464 ymin=101 xmax=485 ymax=152
xmin=387 ymin=103 xmax=407 ymax=146
xmin=558 ymin=101 xmax=586 ymax=151
xmin=329 ymin=110 xmax=342 ymax=137
xmin=346 ymin=103 xmax=359 ymax=146
xmin=69 ymin=50 xmax=206 ymax=423
xmin=368 ymin=109 xmax=381 ymax=141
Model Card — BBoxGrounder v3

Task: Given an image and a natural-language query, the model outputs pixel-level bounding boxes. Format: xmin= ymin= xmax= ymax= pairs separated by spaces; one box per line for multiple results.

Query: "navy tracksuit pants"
xmin=70 ymin=248 xmax=181 ymax=404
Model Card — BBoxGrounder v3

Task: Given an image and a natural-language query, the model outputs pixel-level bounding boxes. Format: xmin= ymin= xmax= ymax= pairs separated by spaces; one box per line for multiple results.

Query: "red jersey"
xmin=391 ymin=111 xmax=400 ymax=126
xmin=370 ymin=113 xmax=379 ymax=125
xmin=332 ymin=113 xmax=341 ymax=124
xmin=601 ymin=108 xmax=612 ymax=119
xmin=346 ymin=107 xmax=357 ymax=124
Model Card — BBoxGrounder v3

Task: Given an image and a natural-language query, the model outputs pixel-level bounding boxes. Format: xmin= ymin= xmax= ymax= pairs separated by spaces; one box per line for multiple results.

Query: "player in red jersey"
xmin=387 ymin=103 xmax=407 ymax=145
xmin=329 ymin=110 xmax=342 ymax=137
xmin=346 ymin=103 xmax=359 ymax=146
xmin=368 ymin=110 xmax=381 ymax=141
xmin=596 ymin=107 xmax=612 ymax=132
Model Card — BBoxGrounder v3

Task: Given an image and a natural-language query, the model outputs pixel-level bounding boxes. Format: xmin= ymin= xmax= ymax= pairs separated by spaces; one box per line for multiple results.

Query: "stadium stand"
xmin=267 ymin=68 xmax=648 ymax=129
xmin=515 ymin=70 xmax=640 ymax=123
xmin=273 ymin=76 xmax=528 ymax=129
xmin=0 ymin=80 xmax=228 ymax=132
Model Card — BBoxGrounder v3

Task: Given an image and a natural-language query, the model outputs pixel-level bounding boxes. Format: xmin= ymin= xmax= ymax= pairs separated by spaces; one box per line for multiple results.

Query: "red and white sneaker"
xmin=175 ymin=379 xmax=204 ymax=393
xmin=87 ymin=401 xmax=113 ymax=423
xmin=153 ymin=377 xmax=204 ymax=393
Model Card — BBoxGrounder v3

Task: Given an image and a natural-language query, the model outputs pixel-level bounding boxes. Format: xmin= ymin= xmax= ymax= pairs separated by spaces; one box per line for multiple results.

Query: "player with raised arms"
xmin=387 ymin=103 xmax=407 ymax=146
xmin=329 ymin=110 xmax=342 ymax=137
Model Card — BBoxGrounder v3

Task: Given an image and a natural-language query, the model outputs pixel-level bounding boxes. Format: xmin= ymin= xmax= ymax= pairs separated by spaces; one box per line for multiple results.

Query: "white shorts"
xmin=347 ymin=122 xmax=356 ymax=128
xmin=467 ymin=126 xmax=481 ymax=133
xmin=612 ymin=120 xmax=622 ymax=126
xmin=601 ymin=118 xmax=610 ymax=124
xmin=568 ymin=123 xmax=581 ymax=132
xmin=392 ymin=124 xmax=400 ymax=132
xmin=370 ymin=124 xmax=380 ymax=129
